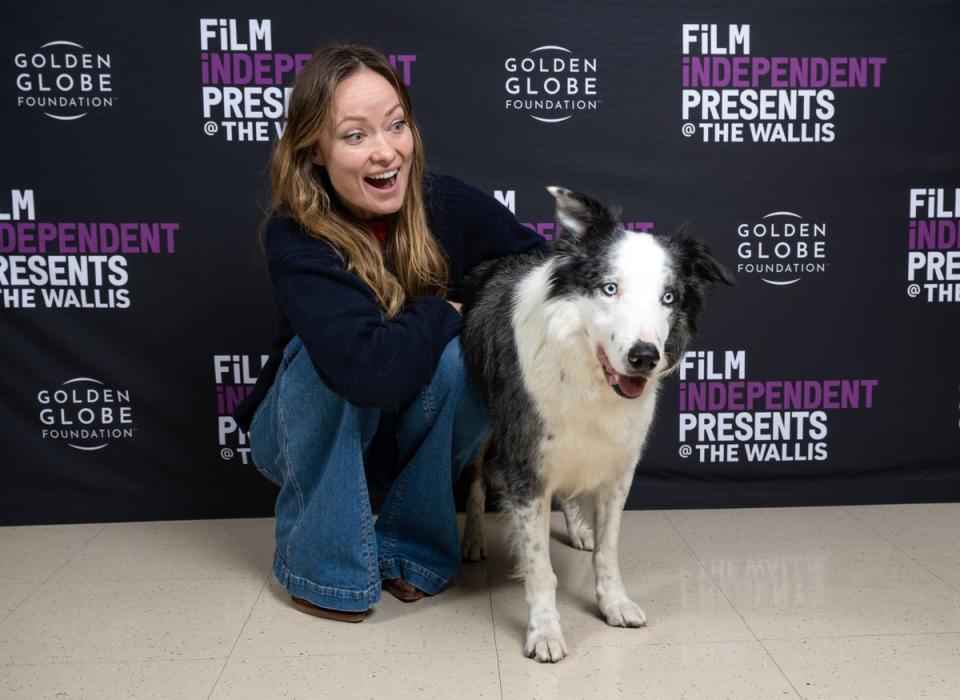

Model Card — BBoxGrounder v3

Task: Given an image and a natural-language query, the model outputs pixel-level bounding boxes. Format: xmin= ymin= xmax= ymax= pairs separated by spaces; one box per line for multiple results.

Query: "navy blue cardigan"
xmin=235 ymin=173 xmax=548 ymax=431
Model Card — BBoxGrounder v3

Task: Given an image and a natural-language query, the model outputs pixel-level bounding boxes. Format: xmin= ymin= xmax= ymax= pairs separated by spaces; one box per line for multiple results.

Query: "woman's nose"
xmin=369 ymin=132 xmax=395 ymax=162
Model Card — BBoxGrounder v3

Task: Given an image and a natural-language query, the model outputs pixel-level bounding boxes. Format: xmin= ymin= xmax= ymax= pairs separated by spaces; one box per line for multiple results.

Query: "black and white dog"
xmin=460 ymin=187 xmax=733 ymax=662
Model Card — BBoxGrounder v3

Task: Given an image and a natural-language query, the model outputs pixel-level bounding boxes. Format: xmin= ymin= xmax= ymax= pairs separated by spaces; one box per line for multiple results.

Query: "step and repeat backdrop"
xmin=2 ymin=1 xmax=958 ymax=524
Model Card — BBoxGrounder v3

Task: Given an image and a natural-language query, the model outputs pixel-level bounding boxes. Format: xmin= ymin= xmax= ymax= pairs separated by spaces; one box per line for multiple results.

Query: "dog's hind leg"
xmin=461 ymin=440 xmax=489 ymax=562
xmin=593 ymin=469 xmax=646 ymax=628
xmin=559 ymin=495 xmax=595 ymax=551
xmin=509 ymin=494 xmax=567 ymax=662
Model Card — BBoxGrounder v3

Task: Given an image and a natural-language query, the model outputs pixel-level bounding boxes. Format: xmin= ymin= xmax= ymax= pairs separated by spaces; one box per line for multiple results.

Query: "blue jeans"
xmin=248 ymin=335 xmax=486 ymax=612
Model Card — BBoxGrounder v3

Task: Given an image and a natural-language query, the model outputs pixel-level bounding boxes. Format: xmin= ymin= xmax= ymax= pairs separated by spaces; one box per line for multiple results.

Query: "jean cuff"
xmin=378 ymin=556 xmax=453 ymax=596
xmin=274 ymin=552 xmax=380 ymax=612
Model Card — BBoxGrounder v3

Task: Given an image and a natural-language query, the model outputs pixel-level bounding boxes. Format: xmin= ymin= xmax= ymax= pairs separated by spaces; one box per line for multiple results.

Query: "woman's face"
xmin=313 ymin=68 xmax=414 ymax=220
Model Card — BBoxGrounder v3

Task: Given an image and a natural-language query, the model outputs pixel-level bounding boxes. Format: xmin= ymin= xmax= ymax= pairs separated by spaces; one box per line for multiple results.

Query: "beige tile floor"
xmin=1 ymin=504 xmax=959 ymax=699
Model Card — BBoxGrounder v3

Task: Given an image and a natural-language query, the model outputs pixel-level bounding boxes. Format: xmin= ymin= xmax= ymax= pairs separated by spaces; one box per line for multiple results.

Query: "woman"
xmin=235 ymin=44 xmax=547 ymax=622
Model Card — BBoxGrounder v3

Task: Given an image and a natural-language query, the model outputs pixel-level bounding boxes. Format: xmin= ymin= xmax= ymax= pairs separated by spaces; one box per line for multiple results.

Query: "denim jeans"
xmin=249 ymin=334 xmax=486 ymax=612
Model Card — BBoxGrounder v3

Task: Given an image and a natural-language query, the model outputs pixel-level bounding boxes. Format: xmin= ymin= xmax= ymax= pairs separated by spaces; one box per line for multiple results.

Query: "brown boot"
xmin=290 ymin=595 xmax=368 ymax=622
xmin=382 ymin=577 xmax=427 ymax=602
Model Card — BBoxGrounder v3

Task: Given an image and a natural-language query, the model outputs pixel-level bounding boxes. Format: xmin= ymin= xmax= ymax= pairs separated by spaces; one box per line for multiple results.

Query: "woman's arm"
xmin=267 ymin=240 xmax=462 ymax=412
xmin=430 ymin=174 xmax=550 ymax=266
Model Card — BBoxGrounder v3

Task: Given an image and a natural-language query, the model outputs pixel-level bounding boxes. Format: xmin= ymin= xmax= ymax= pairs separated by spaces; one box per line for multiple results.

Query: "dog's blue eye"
xmin=601 ymin=283 xmax=618 ymax=297
xmin=662 ymin=291 xmax=675 ymax=305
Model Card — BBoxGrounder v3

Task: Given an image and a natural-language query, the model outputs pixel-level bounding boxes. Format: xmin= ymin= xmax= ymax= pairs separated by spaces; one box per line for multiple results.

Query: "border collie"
xmin=460 ymin=187 xmax=733 ymax=662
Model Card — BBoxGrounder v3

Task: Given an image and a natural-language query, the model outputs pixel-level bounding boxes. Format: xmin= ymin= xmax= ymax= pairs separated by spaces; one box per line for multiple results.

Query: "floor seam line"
xmin=660 ymin=510 xmax=803 ymax=699
xmin=840 ymin=506 xmax=915 ymax=559
xmin=483 ymin=538 xmax=506 ymax=700
xmin=0 ymin=582 xmax=42 ymax=628
xmin=44 ymin=523 xmax=111 ymax=584
xmin=841 ymin=506 xmax=960 ymax=593
xmin=206 ymin=573 xmax=270 ymax=700
xmin=0 ymin=522 xmax=111 ymax=626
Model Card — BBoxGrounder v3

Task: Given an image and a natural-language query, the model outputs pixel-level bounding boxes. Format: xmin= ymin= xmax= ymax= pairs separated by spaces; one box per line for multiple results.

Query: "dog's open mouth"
xmin=596 ymin=346 xmax=647 ymax=399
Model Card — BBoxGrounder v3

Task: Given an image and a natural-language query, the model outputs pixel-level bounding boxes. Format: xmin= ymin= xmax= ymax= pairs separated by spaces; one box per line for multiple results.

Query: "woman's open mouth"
xmin=364 ymin=169 xmax=398 ymax=191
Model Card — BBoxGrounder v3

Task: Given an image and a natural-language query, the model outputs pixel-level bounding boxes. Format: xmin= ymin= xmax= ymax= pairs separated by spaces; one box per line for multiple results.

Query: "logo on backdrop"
xmin=13 ymin=40 xmax=114 ymax=120
xmin=680 ymin=24 xmax=887 ymax=143
xmin=214 ymin=354 xmax=268 ymax=464
xmin=0 ymin=189 xmax=179 ymax=309
xmin=37 ymin=378 xmax=134 ymax=450
xmin=907 ymin=188 xmax=960 ymax=303
xmin=199 ymin=19 xmax=416 ymax=142
xmin=736 ymin=211 xmax=828 ymax=285
xmin=677 ymin=350 xmax=878 ymax=464
xmin=504 ymin=46 xmax=599 ymax=123
xmin=493 ymin=190 xmax=652 ymax=239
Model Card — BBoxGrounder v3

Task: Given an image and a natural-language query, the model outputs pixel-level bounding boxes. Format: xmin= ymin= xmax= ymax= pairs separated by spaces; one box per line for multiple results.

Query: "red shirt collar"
xmin=368 ymin=218 xmax=389 ymax=247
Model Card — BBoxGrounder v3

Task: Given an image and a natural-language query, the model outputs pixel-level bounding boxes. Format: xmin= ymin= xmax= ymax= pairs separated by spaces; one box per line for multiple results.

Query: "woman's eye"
xmin=391 ymin=119 xmax=406 ymax=132
xmin=662 ymin=290 xmax=675 ymax=305
xmin=344 ymin=132 xmax=363 ymax=143
xmin=601 ymin=282 xmax=618 ymax=297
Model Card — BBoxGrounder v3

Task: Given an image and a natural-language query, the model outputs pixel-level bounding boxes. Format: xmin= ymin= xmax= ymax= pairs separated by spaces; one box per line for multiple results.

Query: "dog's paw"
xmin=600 ymin=597 xmax=647 ymax=628
xmin=567 ymin=523 xmax=595 ymax=551
xmin=460 ymin=534 xmax=487 ymax=562
xmin=524 ymin=629 xmax=568 ymax=663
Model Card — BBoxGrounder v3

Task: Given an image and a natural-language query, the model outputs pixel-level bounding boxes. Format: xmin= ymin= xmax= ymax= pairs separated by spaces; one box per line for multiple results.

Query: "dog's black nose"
xmin=627 ymin=342 xmax=659 ymax=372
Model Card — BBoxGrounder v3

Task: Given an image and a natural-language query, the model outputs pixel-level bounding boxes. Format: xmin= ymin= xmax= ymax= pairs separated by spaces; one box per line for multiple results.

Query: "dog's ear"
xmin=669 ymin=230 xmax=735 ymax=287
xmin=547 ymin=186 xmax=620 ymax=239
xmin=663 ymin=231 xmax=734 ymax=364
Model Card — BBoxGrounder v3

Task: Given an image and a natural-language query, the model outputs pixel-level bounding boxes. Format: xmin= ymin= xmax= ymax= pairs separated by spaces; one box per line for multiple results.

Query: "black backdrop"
xmin=2 ymin=1 xmax=958 ymax=525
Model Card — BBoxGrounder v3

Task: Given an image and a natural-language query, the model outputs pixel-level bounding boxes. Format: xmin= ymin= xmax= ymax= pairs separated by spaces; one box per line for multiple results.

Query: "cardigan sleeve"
xmin=484 ymin=192 xmax=552 ymax=260
xmin=266 ymin=245 xmax=463 ymax=412
xmin=432 ymin=174 xmax=550 ymax=266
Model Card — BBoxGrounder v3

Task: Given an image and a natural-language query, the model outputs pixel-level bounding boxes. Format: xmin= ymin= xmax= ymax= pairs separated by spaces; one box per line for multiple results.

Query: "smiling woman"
xmin=312 ymin=71 xmax=412 ymax=220
xmin=266 ymin=45 xmax=449 ymax=319
xmin=233 ymin=43 xmax=547 ymax=623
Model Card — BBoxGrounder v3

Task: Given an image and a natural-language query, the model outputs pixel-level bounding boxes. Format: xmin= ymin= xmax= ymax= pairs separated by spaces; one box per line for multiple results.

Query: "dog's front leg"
xmin=593 ymin=470 xmax=646 ymax=628
xmin=512 ymin=495 xmax=567 ymax=662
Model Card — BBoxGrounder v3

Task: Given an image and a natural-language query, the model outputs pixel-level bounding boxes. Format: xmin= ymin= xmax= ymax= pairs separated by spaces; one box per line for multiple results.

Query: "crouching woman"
xmin=235 ymin=44 xmax=546 ymax=621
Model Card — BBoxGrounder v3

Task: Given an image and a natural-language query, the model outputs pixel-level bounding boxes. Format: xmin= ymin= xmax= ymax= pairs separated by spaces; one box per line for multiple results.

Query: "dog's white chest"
xmin=540 ymin=409 xmax=647 ymax=496
xmin=511 ymin=263 xmax=659 ymax=496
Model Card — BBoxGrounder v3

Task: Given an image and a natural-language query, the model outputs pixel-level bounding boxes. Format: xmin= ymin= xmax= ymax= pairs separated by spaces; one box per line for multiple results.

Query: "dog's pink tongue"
xmin=617 ymin=375 xmax=647 ymax=398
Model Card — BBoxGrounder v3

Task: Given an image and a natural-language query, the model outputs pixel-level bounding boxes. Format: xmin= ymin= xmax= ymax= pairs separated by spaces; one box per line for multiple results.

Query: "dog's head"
xmin=546 ymin=186 xmax=733 ymax=399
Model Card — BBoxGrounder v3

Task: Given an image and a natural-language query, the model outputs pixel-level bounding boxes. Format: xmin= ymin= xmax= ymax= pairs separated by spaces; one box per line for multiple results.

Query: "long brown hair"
xmin=268 ymin=44 xmax=448 ymax=318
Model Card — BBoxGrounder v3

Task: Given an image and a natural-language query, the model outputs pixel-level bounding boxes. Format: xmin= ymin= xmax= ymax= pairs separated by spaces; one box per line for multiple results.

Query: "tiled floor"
xmin=2 ymin=504 xmax=960 ymax=699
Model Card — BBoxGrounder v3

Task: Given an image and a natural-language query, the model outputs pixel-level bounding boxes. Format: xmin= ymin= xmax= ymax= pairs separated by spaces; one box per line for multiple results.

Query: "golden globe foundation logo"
xmin=14 ymin=41 xmax=114 ymax=120
xmin=735 ymin=211 xmax=828 ymax=286
xmin=504 ymin=46 xmax=599 ymax=123
xmin=37 ymin=378 xmax=134 ymax=450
